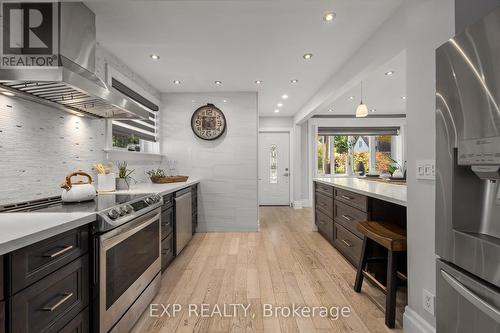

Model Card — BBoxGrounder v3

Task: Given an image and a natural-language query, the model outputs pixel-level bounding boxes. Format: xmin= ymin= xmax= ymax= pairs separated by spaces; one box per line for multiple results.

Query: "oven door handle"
xmin=101 ymin=212 xmax=160 ymax=249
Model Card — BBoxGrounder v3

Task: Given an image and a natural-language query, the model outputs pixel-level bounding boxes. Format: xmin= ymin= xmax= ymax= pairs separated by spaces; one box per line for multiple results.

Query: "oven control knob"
xmin=145 ymin=197 xmax=154 ymax=205
xmin=119 ymin=206 xmax=127 ymax=216
xmin=108 ymin=209 xmax=120 ymax=220
xmin=125 ymin=204 xmax=134 ymax=213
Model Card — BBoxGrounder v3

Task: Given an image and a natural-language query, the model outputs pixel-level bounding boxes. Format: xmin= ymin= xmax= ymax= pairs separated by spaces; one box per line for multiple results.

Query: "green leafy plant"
xmin=386 ymin=157 xmax=406 ymax=175
xmin=146 ymin=168 xmax=166 ymax=181
xmin=117 ymin=161 xmax=135 ymax=179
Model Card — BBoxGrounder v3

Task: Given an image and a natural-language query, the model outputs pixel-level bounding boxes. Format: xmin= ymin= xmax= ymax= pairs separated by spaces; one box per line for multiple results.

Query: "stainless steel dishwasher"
xmin=175 ymin=188 xmax=192 ymax=254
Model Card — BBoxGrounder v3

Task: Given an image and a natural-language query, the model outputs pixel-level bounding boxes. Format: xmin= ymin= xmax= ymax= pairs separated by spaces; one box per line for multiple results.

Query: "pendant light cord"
xmin=360 ymin=81 xmax=363 ymax=103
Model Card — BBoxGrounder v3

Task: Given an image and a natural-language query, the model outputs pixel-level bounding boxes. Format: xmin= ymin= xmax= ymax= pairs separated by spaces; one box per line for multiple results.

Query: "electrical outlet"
xmin=423 ymin=289 xmax=435 ymax=316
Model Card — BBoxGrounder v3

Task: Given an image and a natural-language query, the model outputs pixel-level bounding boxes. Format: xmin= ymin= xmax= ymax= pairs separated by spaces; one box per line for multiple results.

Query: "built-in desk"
xmin=313 ymin=177 xmax=407 ymax=283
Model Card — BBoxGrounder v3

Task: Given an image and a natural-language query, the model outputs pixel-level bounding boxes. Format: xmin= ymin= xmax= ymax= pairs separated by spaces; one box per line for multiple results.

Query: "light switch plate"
xmin=416 ymin=160 xmax=435 ymax=180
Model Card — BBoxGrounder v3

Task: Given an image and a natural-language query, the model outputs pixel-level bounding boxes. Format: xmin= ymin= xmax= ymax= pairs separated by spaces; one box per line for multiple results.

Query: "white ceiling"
xmin=86 ymin=0 xmax=402 ymax=117
xmin=315 ymin=50 xmax=406 ymax=116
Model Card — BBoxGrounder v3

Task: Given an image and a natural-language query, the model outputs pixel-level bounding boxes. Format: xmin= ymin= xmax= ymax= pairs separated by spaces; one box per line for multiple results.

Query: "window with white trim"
xmin=107 ymin=65 xmax=160 ymax=154
xmin=317 ymin=127 xmax=403 ymax=176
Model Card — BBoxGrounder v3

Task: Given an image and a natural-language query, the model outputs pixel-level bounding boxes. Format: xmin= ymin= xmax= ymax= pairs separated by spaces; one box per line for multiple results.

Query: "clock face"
xmin=191 ymin=104 xmax=227 ymax=140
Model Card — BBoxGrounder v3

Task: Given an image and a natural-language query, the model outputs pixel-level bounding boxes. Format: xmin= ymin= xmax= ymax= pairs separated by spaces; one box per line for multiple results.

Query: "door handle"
xmin=42 ymin=292 xmax=73 ymax=311
xmin=44 ymin=245 xmax=74 ymax=258
xmin=342 ymin=214 xmax=353 ymax=221
xmin=441 ymin=269 xmax=500 ymax=323
xmin=341 ymin=239 xmax=353 ymax=247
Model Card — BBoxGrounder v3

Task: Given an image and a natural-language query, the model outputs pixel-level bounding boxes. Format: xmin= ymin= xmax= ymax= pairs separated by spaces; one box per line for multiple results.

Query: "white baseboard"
xmin=292 ymin=200 xmax=303 ymax=209
xmin=302 ymin=199 xmax=312 ymax=207
xmin=403 ymin=306 xmax=436 ymax=333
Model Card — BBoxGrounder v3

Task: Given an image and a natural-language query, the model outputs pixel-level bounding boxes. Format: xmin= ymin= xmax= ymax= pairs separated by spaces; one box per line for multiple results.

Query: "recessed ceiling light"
xmin=385 ymin=70 xmax=395 ymax=76
xmin=370 ymin=109 xmax=376 ymax=112
xmin=191 ymin=100 xmax=197 ymax=103
xmin=1 ymin=91 xmax=15 ymax=96
xmin=277 ymin=103 xmax=283 ymax=107
xmin=348 ymin=96 xmax=355 ymax=100
xmin=401 ymin=96 xmax=407 ymax=100
xmin=255 ymin=80 xmax=263 ymax=84
xmin=150 ymin=54 xmax=160 ymax=60
xmin=223 ymin=99 xmax=227 ymax=103
xmin=274 ymin=109 xmax=280 ymax=113
xmin=214 ymin=81 xmax=222 ymax=85
xmin=323 ymin=11 xmax=336 ymax=22
xmin=173 ymin=80 xmax=181 ymax=85
xmin=328 ymin=108 xmax=334 ymax=112
xmin=291 ymin=79 xmax=299 ymax=84
xmin=303 ymin=53 xmax=313 ymax=60
xmin=281 ymin=94 xmax=288 ymax=99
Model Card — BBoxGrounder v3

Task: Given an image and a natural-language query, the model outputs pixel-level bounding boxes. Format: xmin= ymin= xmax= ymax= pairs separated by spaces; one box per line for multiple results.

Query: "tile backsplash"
xmin=0 ymin=95 xmax=107 ymax=205
xmin=0 ymin=96 xmax=164 ymax=206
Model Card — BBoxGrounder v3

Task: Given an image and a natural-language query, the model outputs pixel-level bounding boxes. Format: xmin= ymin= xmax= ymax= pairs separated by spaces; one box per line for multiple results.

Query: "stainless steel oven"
xmin=98 ymin=207 xmax=161 ymax=333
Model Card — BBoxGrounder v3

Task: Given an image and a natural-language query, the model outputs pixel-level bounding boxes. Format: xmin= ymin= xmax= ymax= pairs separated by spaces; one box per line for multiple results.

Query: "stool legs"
xmin=354 ymin=236 xmax=369 ymax=292
xmin=386 ymin=250 xmax=398 ymax=328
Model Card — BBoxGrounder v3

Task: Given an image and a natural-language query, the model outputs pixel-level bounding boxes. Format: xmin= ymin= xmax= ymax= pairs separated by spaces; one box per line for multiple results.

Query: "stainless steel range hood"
xmin=0 ymin=3 xmax=150 ymax=120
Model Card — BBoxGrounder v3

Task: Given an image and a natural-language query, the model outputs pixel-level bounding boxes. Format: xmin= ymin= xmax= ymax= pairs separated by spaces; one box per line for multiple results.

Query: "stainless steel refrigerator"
xmin=436 ymin=7 xmax=500 ymax=333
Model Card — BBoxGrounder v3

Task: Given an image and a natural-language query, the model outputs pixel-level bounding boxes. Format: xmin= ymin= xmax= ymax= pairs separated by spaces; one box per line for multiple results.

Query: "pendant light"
xmin=356 ymin=81 xmax=368 ymax=118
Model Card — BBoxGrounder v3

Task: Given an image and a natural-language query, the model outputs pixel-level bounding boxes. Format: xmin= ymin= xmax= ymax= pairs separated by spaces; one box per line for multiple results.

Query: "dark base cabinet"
xmin=0 ymin=301 xmax=4 ymax=333
xmin=58 ymin=307 xmax=89 ymax=333
xmin=191 ymin=185 xmax=198 ymax=234
xmin=161 ymin=193 xmax=175 ymax=273
xmin=4 ymin=225 xmax=91 ymax=333
xmin=314 ymin=180 xmax=407 ymax=285
xmin=11 ymin=257 xmax=89 ymax=333
xmin=161 ymin=234 xmax=175 ymax=272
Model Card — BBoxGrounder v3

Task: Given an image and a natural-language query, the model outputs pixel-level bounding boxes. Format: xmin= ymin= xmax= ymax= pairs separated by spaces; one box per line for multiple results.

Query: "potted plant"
xmin=387 ymin=157 xmax=407 ymax=179
xmin=116 ymin=161 xmax=135 ymax=190
xmin=146 ymin=168 xmax=166 ymax=183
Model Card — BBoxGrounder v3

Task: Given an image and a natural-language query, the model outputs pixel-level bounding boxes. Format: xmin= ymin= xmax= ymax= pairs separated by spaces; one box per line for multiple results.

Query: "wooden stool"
xmin=353 ymin=221 xmax=407 ymax=328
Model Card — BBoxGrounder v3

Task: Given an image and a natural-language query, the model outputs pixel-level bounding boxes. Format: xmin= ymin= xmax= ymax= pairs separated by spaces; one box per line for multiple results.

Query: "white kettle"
xmin=61 ymin=171 xmax=96 ymax=202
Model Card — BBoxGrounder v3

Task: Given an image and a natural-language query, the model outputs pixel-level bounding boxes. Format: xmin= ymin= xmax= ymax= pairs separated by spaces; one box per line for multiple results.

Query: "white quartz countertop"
xmin=314 ymin=177 xmax=407 ymax=207
xmin=113 ymin=178 xmax=200 ymax=195
xmin=0 ymin=212 xmax=96 ymax=255
xmin=0 ymin=178 xmax=200 ymax=256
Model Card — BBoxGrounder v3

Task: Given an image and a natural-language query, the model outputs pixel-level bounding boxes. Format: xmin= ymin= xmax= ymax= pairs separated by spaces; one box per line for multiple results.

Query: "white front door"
xmin=259 ymin=132 xmax=290 ymax=205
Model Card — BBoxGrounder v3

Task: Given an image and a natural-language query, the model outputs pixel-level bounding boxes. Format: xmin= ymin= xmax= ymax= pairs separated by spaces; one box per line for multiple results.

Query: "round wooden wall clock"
xmin=191 ymin=103 xmax=227 ymax=140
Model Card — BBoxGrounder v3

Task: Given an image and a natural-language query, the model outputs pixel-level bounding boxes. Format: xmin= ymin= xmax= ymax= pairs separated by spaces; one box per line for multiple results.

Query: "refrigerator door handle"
xmin=441 ymin=269 xmax=500 ymax=323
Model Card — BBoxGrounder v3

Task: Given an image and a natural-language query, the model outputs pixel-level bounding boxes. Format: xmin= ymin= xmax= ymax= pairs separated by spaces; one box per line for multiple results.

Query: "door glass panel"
xmin=270 ymin=144 xmax=278 ymax=184
xmin=106 ymin=220 xmax=159 ymax=309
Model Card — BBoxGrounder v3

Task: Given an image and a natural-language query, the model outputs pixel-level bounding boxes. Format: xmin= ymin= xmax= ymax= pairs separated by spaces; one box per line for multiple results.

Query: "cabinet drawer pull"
xmin=45 ymin=245 xmax=74 ymax=258
xmin=341 ymin=195 xmax=353 ymax=200
xmin=42 ymin=292 xmax=73 ymax=311
xmin=341 ymin=239 xmax=353 ymax=247
xmin=341 ymin=214 xmax=353 ymax=221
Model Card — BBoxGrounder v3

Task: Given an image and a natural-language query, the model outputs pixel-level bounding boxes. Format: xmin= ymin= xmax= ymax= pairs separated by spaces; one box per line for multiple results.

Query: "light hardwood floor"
xmin=132 ymin=207 xmax=404 ymax=333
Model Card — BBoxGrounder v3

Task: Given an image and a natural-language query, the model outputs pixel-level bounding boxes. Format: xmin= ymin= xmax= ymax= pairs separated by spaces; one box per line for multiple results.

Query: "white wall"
xmin=259 ymin=116 xmax=293 ymax=129
xmin=161 ymin=92 xmax=258 ymax=232
xmin=403 ymin=0 xmax=454 ymax=332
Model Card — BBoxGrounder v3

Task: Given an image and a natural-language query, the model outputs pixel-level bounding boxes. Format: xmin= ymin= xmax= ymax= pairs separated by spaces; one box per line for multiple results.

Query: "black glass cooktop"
xmin=17 ymin=194 xmax=151 ymax=213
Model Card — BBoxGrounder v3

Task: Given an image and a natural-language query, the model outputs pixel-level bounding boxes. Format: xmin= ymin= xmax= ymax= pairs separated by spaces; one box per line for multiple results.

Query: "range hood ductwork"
xmin=0 ymin=3 xmax=151 ymax=120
